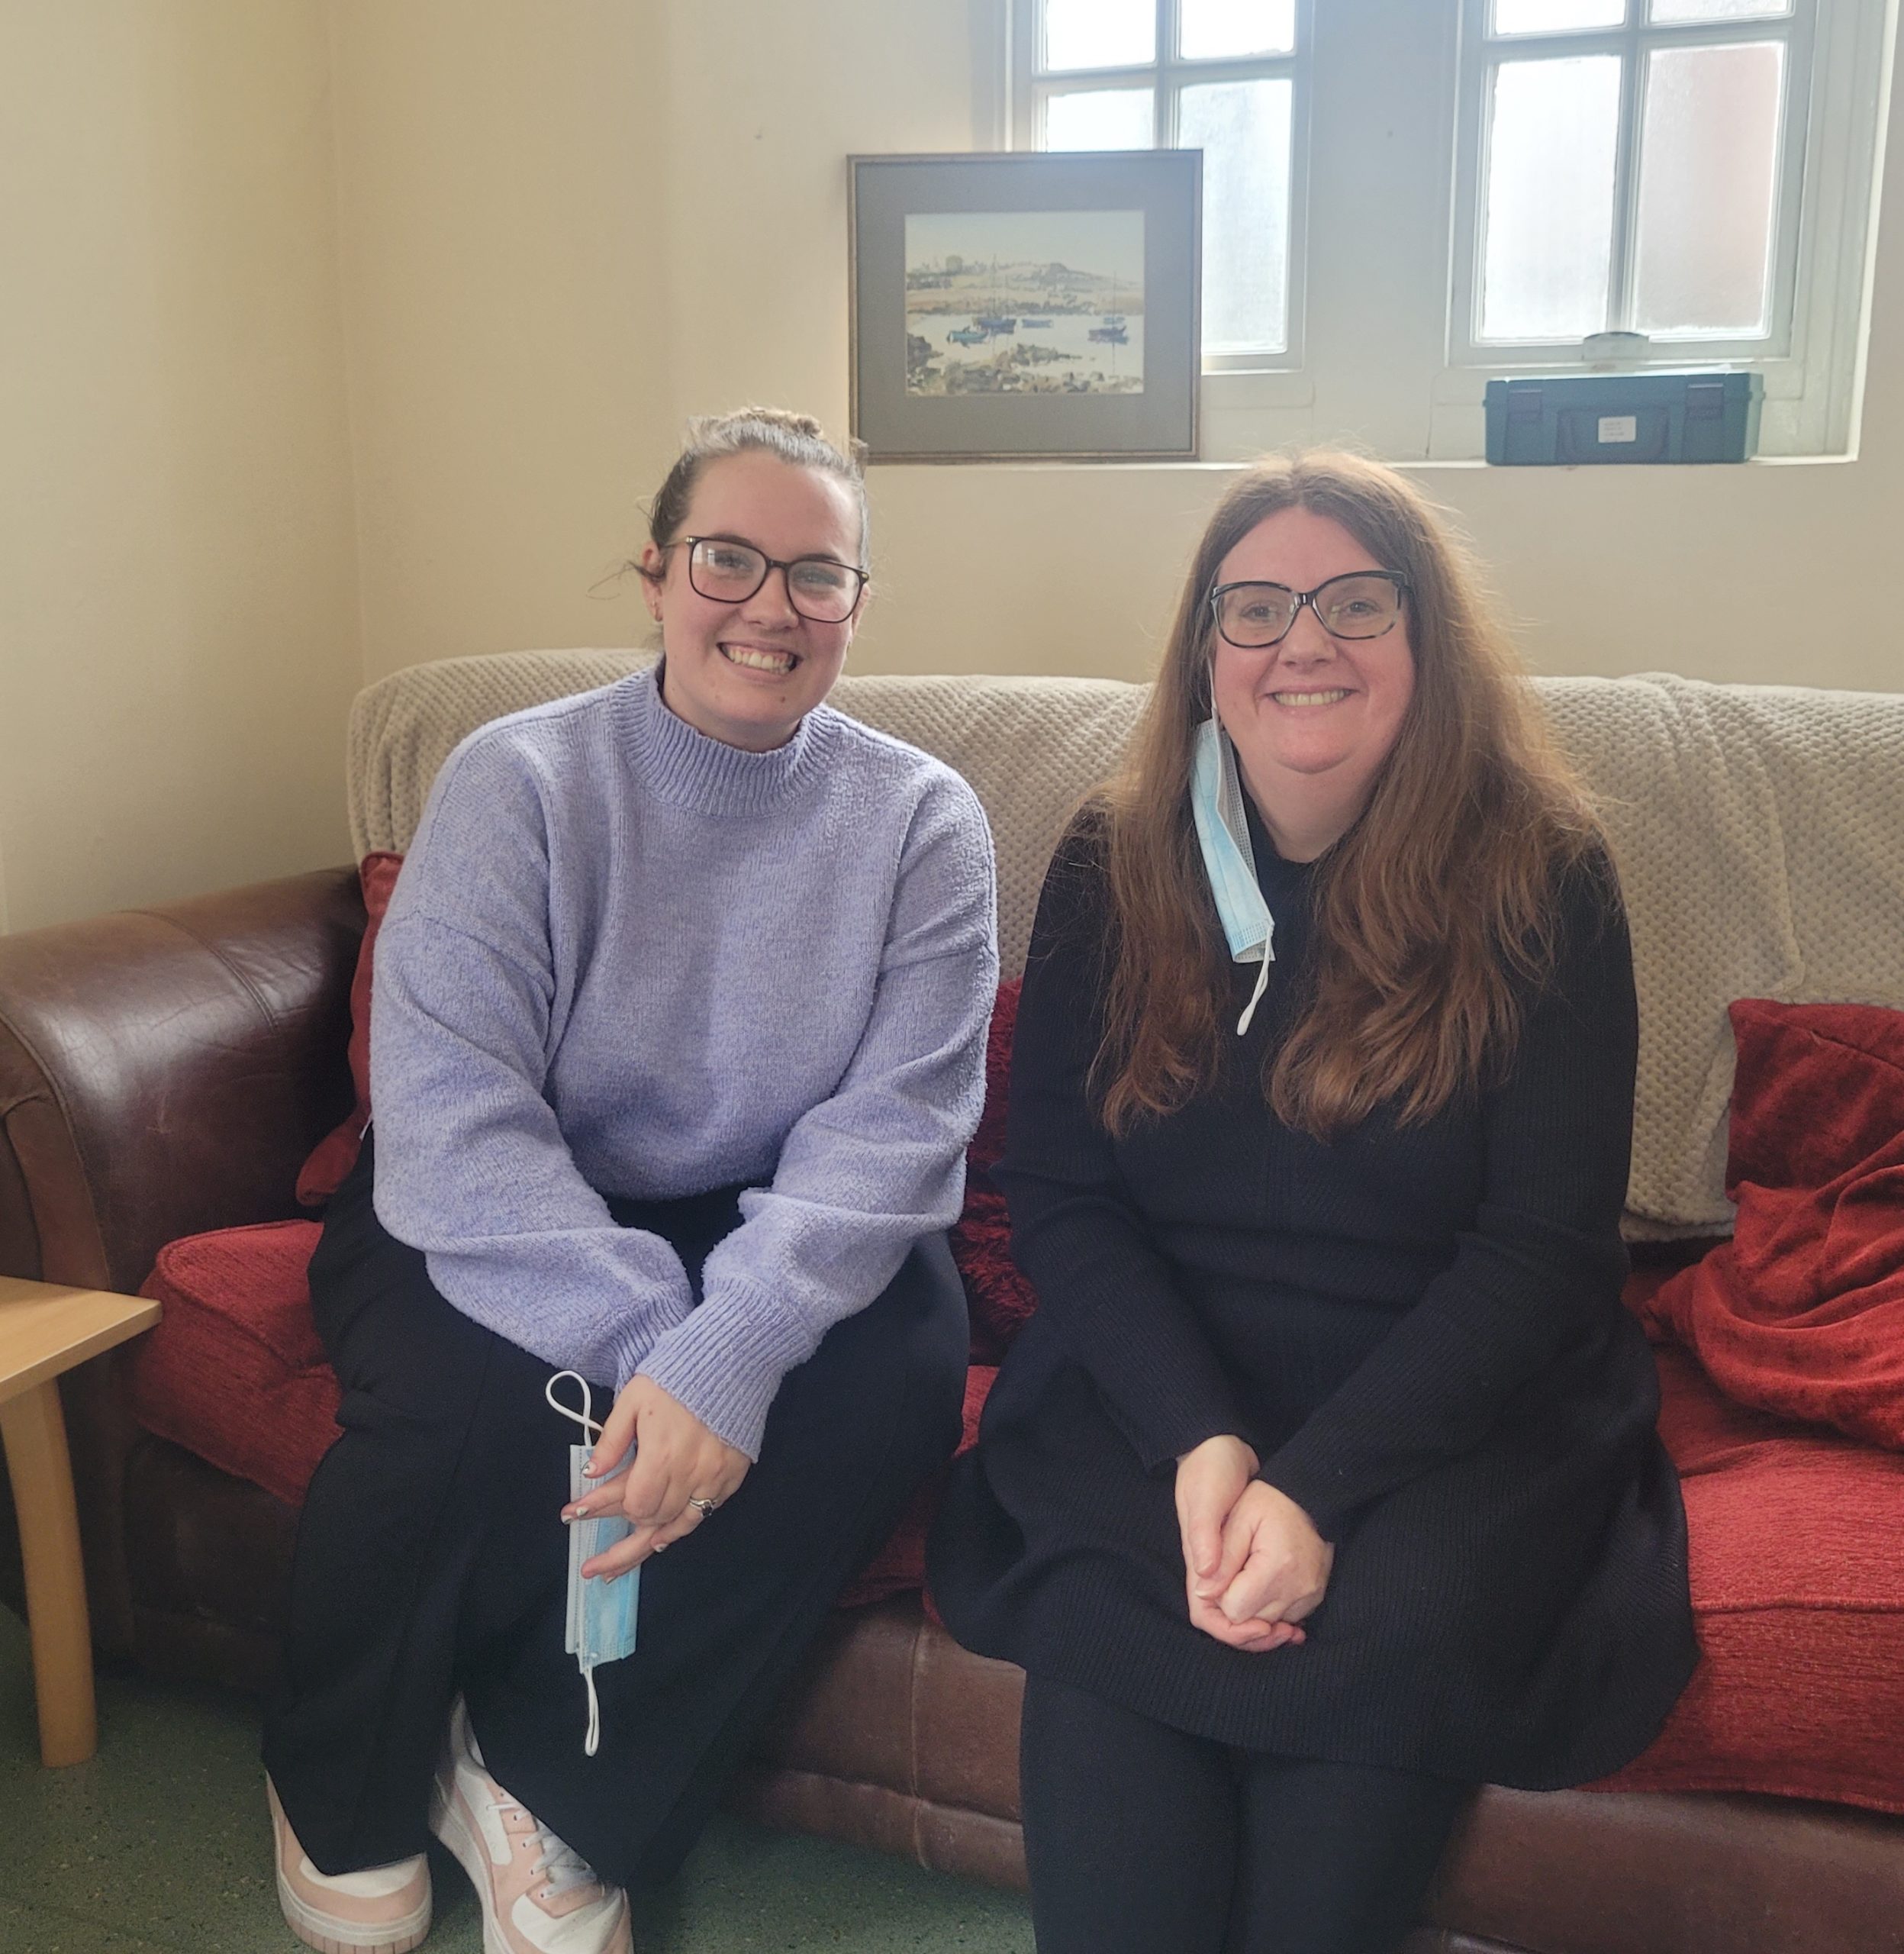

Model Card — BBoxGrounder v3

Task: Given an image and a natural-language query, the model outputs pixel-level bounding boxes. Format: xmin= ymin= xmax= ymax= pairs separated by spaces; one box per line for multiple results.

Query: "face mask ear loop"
xmin=1237 ymin=956 xmax=1271 ymax=1037
xmin=584 ymin=1671 xmax=601 ymax=1758
xmin=546 ymin=1370 xmax=605 ymax=1461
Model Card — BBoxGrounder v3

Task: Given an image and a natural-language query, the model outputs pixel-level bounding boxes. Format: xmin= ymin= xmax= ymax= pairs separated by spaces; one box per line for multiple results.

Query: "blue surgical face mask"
xmin=546 ymin=1372 xmax=639 ymax=1756
xmin=1190 ymin=717 xmax=1275 ymax=1035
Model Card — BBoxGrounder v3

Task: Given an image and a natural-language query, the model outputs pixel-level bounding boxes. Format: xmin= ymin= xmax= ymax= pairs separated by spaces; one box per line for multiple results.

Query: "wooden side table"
xmin=0 ymin=1277 xmax=159 ymax=1765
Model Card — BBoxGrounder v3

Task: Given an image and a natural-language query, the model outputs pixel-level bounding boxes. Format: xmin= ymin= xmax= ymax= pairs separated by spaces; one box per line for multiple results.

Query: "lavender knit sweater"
xmin=369 ymin=666 xmax=998 ymax=1459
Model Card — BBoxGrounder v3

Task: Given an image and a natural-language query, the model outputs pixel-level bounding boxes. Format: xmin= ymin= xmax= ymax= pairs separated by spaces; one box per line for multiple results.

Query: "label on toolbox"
xmin=1597 ymin=414 xmax=1639 ymax=443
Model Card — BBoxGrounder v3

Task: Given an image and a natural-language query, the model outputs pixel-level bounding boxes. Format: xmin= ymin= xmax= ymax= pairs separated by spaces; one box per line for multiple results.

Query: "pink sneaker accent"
xmin=268 ymin=1776 xmax=432 ymax=1954
xmin=428 ymin=1701 xmax=633 ymax=1954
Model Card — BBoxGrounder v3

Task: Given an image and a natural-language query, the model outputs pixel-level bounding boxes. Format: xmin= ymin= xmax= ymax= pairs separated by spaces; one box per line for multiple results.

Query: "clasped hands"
xmin=561 ymin=1375 xmax=750 ymax=1581
xmin=1174 ymin=1434 xmax=1333 ymax=1654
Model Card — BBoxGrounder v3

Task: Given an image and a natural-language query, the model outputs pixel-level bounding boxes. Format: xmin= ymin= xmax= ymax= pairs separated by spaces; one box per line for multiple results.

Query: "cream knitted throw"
xmin=348 ymin=653 xmax=1904 ymax=1236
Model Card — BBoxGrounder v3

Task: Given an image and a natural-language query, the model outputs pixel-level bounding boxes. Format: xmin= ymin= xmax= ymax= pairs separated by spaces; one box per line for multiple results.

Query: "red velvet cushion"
xmin=949 ymin=979 xmax=1039 ymax=1363
xmin=128 ymin=1221 xmax=340 ymax=1507
xmin=126 ymin=1204 xmax=1904 ymax=1813
xmin=1593 ymin=1340 xmax=1904 ymax=1814
xmin=1638 ymin=1000 xmax=1904 ymax=1449
xmin=295 ymin=852 xmax=404 ymax=1207
xmin=157 ymin=979 xmax=1904 ymax=1812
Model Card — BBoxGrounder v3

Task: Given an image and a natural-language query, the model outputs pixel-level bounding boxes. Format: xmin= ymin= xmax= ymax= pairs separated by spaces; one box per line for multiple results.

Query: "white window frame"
xmin=1008 ymin=0 xmax=1314 ymax=374
xmin=1452 ymin=4 xmax=1815 ymax=367
xmin=997 ymin=0 xmax=1893 ymax=461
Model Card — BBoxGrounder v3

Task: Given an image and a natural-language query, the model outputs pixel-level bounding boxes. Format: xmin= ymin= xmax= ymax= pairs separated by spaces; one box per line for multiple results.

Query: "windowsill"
xmin=871 ymin=449 xmax=1858 ymax=473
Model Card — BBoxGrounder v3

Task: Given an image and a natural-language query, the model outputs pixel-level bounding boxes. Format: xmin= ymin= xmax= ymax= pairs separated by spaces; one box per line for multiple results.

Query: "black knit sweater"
xmin=927 ymin=816 xmax=1698 ymax=1786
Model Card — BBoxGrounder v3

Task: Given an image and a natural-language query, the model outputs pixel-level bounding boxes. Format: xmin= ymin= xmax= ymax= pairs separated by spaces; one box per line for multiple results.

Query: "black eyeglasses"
xmin=668 ymin=537 xmax=868 ymax=624
xmin=1209 ymin=571 xmax=1409 ymax=650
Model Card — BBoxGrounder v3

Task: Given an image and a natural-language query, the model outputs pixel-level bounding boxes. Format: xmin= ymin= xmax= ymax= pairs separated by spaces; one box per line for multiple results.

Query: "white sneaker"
xmin=428 ymin=1700 xmax=633 ymax=1954
xmin=268 ymin=1775 xmax=432 ymax=1954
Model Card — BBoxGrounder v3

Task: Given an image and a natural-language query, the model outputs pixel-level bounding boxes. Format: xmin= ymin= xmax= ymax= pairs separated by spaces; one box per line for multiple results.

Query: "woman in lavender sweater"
xmin=262 ymin=410 xmax=997 ymax=1954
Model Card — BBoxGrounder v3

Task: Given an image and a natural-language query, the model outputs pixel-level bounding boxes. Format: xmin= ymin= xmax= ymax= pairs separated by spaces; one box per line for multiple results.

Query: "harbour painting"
xmin=904 ymin=208 xmax=1145 ymax=398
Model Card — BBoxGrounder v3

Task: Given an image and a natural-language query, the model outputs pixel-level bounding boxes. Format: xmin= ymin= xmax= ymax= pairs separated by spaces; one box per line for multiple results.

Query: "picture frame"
xmin=849 ymin=150 xmax=1201 ymax=464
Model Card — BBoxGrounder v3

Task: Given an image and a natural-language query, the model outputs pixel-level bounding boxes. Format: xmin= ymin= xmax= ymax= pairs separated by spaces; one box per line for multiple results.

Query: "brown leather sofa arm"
xmin=0 ymin=868 xmax=364 ymax=1295
xmin=0 ymin=869 xmax=363 ymax=1654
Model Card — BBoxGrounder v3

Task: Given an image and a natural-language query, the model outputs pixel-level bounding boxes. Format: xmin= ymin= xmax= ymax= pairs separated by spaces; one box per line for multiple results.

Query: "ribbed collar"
xmin=616 ymin=664 xmax=832 ymax=816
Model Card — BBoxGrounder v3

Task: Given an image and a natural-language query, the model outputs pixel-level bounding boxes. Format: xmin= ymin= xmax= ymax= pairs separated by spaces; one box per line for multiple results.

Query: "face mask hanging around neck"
xmin=1189 ymin=717 xmax=1275 ymax=1035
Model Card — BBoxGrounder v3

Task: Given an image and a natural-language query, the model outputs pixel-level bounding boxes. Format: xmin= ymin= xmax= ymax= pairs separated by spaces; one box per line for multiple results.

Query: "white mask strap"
xmin=1237 ymin=956 xmax=1271 ymax=1037
xmin=545 ymin=1370 xmax=604 ymax=1446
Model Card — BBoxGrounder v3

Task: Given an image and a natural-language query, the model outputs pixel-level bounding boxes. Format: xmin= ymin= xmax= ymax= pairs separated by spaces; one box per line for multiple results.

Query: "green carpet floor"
xmin=0 ymin=1607 xmax=1033 ymax=1953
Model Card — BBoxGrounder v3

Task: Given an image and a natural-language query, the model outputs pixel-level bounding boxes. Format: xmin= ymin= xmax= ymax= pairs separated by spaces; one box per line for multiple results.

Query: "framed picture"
xmin=849 ymin=150 xmax=1201 ymax=464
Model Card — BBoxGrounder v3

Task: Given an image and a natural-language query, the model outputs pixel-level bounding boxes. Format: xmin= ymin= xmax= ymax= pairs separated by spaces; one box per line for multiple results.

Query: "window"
xmin=1003 ymin=0 xmax=1891 ymax=458
xmin=1010 ymin=0 xmax=1310 ymax=367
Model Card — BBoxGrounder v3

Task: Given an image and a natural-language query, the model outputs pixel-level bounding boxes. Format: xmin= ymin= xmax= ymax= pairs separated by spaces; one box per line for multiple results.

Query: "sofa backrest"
xmin=347 ymin=650 xmax=1904 ymax=1237
xmin=349 ymin=650 xmax=1145 ymax=984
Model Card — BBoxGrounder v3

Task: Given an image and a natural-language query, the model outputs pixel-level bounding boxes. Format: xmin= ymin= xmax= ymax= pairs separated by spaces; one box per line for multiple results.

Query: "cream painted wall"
xmin=2 ymin=0 xmax=1894 ymax=940
xmin=337 ymin=0 xmax=1902 ymax=695
xmin=326 ymin=0 xmax=988 ymax=681
xmin=654 ymin=0 xmax=1904 ymax=692
xmin=0 ymin=1 xmax=361 ymax=933
xmin=328 ymin=0 xmax=678 ymax=682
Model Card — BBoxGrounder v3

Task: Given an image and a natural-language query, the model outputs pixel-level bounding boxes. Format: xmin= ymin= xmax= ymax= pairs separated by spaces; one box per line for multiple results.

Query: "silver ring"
xmin=687 ymin=1495 xmax=720 ymax=1518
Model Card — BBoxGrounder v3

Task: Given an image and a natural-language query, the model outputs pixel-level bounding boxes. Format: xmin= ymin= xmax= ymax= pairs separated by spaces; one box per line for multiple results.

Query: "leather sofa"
xmin=3 ymin=652 xmax=1902 ymax=1954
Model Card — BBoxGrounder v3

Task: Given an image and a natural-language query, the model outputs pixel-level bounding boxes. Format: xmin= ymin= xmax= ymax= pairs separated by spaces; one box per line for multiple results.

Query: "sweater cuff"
xmin=601 ymin=1278 xmax=696 ymax=1398
xmin=1254 ymin=1453 xmax=1358 ymax=1545
xmin=632 ymin=1275 xmax=811 ymax=1462
xmin=1128 ymin=1399 xmax=1257 ymax=1477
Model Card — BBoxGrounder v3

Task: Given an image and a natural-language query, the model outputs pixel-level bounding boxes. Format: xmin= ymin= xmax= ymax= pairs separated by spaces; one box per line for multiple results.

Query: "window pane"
xmin=1179 ymin=77 xmax=1293 ymax=354
xmin=1650 ymin=0 xmax=1788 ymax=20
xmin=1042 ymin=0 xmax=1155 ymax=73
xmin=1180 ymin=0 xmax=1296 ymax=60
xmin=1632 ymin=41 xmax=1783 ymax=335
xmin=1492 ymin=0 xmax=1626 ymax=33
xmin=1045 ymin=87 xmax=1156 ymax=151
xmin=1480 ymin=56 xmax=1621 ymax=340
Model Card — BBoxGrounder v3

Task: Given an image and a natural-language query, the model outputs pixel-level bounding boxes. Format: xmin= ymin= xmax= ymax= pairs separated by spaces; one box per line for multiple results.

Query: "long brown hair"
xmin=1095 ymin=451 xmax=1600 ymax=1140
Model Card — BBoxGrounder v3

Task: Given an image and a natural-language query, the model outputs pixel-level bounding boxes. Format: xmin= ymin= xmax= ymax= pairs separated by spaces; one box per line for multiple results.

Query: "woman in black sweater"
xmin=927 ymin=454 xmax=1697 ymax=1954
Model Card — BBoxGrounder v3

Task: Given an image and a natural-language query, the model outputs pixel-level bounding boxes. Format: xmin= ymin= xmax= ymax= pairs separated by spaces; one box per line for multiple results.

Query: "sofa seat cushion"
xmin=128 ymin=1220 xmax=341 ymax=1508
xmin=125 ymin=1219 xmax=1904 ymax=1814
xmin=1590 ymin=1341 xmax=1904 ymax=1814
xmin=125 ymin=1195 xmax=999 ymax=1610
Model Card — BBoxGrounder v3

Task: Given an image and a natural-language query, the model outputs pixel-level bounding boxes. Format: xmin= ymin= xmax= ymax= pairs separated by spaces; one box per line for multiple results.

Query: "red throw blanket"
xmin=1637 ymin=999 xmax=1904 ymax=1451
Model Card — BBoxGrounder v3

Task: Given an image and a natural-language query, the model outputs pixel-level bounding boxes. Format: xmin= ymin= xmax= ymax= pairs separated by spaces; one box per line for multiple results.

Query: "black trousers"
xmin=263 ymin=1138 xmax=970 ymax=1889
xmin=1020 ymin=1675 xmax=1471 ymax=1954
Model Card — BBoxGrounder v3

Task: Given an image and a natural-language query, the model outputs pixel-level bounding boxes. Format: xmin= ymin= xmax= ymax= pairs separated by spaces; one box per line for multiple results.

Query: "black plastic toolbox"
xmin=1484 ymin=372 xmax=1764 ymax=464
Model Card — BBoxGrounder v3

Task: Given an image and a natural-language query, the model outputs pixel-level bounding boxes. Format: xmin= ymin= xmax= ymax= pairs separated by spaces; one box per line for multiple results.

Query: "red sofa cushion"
xmin=1635 ymin=1000 xmax=1904 ymax=1451
xmin=295 ymin=851 xmax=404 ymax=1208
xmin=1590 ymin=1341 xmax=1904 ymax=1814
xmin=130 ymin=1220 xmax=1904 ymax=1812
xmin=129 ymin=1220 xmax=341 ymax=1508
xmin=951 ymin=977 xmax=1037 ymax=1362
xmin=138 ymin=966 xmax=1904 ymax=1814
